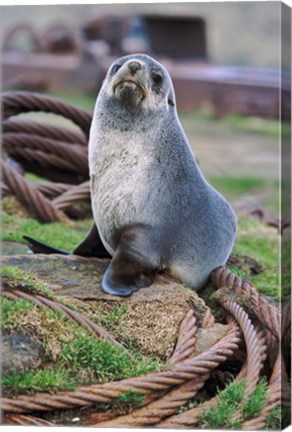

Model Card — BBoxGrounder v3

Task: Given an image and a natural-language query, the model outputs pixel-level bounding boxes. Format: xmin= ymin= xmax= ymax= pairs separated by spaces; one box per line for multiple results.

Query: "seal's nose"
xmin=128 ymin=61 xmax=141 ymax=75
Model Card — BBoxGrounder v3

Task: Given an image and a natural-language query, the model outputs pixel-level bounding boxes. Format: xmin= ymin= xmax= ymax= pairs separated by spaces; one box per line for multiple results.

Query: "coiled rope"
xmin=2 ymin=91 xmax=91 ymax=222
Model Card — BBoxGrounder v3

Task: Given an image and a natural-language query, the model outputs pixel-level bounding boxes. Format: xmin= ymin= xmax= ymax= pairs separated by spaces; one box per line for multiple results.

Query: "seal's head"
xmin=101 ymin=54 xmax=175 ymax=112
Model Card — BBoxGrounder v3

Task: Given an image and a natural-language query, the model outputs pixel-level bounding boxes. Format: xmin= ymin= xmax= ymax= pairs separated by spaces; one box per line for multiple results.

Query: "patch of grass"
xmin=25 ymin=172 xmax=47 ymax=183
xmin=198 ymin=379 xmax=268 ymax=429
xmin=100 ymin=305 xmax=129 ymax=333
xmin=226 ymin=264 xmax=250 ymax=281
xmin=60 ymin=336 xmax=134 ymax=381
xmin=1 ymin=265 xmax=55 ymax=298
xmin=242 ymin=378 xmax=268 ymax=419
xmin=176 ymin=399 xmax=199 ymax=414
xmin=230 ymin=217 xmax=280 ymax=299
xmin=2 ymin=296 xmax=83 ymax=362
xmin=2 ymin=297 xmax=35 ymax=331
xmin=60 ymin=335 xmax=163 ymax=382
xmin=2 ymin=212 xmax=91 ymax=250
xmin=129 ymin=353 xmax=163 ymax=377
xmin=221 ymin=114 xmax=289 ymax=138
xmin=266 ymin=407 xmax=282 ymax=429
xmin=180 ymin=110 xmax=289 ymax=138
xmin=199 ymin=379 xmax=245 ymax=429
xmin=266 ymin=406 xmax=291 ymax=430
xmin=282 ymin=231 xmax=291 ymax=299
xmin=115 ymin=390 xmax=145 ymax=407
xmin=3 ymin=367 xmax=77 ymax=395
xmin=2 ymin=289 xmax=163 ymax=396
xmin=251 ymin=272 xmax=280 ymax=300
xmin=209 ymin=176 xmax=265 ymax=197
xmin=86 ymin=304 xmax=129 ymax=333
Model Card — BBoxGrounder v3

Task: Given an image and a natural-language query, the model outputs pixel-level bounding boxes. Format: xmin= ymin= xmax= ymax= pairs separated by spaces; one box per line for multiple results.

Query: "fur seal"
xmin=25 ymin=53 xmax=237 ymax=297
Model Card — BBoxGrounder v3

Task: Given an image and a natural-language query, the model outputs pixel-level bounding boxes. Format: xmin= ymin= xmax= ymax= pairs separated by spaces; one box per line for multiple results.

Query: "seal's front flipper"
xmin=101 ymin=226 xmax=158 ymax=297
xmin=73 ymin=224 xmax=111 ymax=258
xmin=23 ymin=236 xmax=69 ymax=255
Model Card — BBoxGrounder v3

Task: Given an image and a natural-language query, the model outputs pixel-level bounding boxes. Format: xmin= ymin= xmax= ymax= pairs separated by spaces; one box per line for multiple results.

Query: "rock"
xmin=2 ymin=333 xmax=43 ymax=375
xmin=2 ymin=241 xmax=31 ymax=256
xmin=194 ymin=324 xmax=229 ymax=355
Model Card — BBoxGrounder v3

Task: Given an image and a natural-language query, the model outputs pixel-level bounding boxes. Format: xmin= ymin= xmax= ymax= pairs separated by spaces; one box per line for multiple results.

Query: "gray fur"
xmin=89 ymin=54 xmax=237 ymax=291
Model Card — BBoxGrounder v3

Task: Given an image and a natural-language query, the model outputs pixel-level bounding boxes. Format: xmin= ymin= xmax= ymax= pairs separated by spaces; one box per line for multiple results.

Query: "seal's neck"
xmin=94 ymin=95 xmax=170 ymax=133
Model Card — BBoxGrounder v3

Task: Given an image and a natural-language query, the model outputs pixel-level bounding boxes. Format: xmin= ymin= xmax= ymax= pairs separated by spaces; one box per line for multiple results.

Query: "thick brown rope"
xmin=236 ymin=322 xmax=267 ymax=380
xmin=3 ymin=133 xmax=88 ymax=175
xmin=219 ymin=300 xmax=263 ymax=424
xmin=2 ymin=91 xmax=92 ymax=137
xmin=157 ymin=394 xmax=218 ymax=428
xmin=157 ymin=349 xmax=250 ymax=429
xmin=220 ymin=300 xmax=261 ymax=401
xmin=2 ymin=91 xmax=92 ymax=222
xmin=241 ymin=350 xmax=283 ymax=430
xmin=3 ymin=413 xmax=54 ymax=426
xmin=52 ymin=181 xmax=90 ymax=210
xmin=3 ymin=118 xmax=87 ymax=145
xmin=170 ymin=309 xmax=198 ymax=365
xmin=1 ymin=160 xmax=70 ymax=224
xmin=157 ymin=314 xmax=269 ymax=429
xmin=30 ymin=182 xmax=73 ymax=199
xmin=96 ymin=374 xmax=210 ymax=427
xmin=211 ymin=266 xmax=280 ymax=338
xmin=1 ymin=324 xmax=240 ymax=413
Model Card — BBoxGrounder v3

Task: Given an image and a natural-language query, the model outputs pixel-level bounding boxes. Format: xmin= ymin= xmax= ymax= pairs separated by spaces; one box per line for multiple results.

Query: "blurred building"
xmin=2 ymin=2 xmax=290 ymax=119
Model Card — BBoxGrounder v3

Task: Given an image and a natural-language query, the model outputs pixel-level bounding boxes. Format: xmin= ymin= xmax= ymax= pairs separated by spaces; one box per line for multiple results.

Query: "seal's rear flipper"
xmin=23 ymin=236 xmax=69 ymax=255
xmin=101 ymin=226 xmax=158 ymax=297
xmin=73 ymin=224 xmax=111 ymax=258
xmin=24 ymin=223 xmax=111 ymax=258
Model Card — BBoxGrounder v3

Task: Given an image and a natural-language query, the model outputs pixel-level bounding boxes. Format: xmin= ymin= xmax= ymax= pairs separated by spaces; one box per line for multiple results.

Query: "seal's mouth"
xmin=113 ymin=79 xmax=146 ymax=100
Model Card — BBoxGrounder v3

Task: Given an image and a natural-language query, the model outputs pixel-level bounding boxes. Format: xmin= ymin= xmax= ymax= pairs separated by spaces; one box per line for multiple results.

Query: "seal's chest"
xmin=91 ymin=140 xmax=153 ymax=224
xmin=92 ymin=133 xmax=151 ymax=187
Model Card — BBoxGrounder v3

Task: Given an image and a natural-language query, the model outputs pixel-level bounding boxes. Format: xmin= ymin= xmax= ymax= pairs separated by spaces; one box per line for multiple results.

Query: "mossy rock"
xmin=1 ymin=254 xmax=225 ymax=361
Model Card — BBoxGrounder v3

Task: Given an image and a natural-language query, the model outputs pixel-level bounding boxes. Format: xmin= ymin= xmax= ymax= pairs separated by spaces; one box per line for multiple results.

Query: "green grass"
xmin=266 ymin=406 xmax=291 ymax=430
xmin=83 ymin=304 xmax=129 ymax=335
xmin=209 ymin=176 xmax=265 ymax=197
xmin=2 ymin=206 xmax=281 ymax=301
xmin=25 ymin=172 xmax=48 ymax=183
xmin=115 ymin=390 xmax=145 ymax=407
xmin=3 ymin=367 xmax=77 ymax=394
xmin=230 ymin=217 xmax=281 ymax=300
xmin=242 ymin=379 xmax=268 ymax=419
xmin=2 ymin=297 xmax=35 ymax=331
xmin=2 ymin=269 xmax=163 ymax=396
xmin=60 ymin=336 xmax=134 ymax=381
xmin=282 ymin=232 xmax=291 ymax=300
xmin=180 ymin=110 xmax=289 ymax=139
xmin=221 ymin=114 xmax=284 ymax=138
xmin=1 ymin=265 xmax=55 ymax=298
xmin=2 ymin=212 xmax=91 ymax=251
xmin=60 ymin=335 xmax=162 ymax=383
xmin=198 ymin=378 xmax=268 ymax=429
xmin=199 ymin=379 xmax=245 ymax=429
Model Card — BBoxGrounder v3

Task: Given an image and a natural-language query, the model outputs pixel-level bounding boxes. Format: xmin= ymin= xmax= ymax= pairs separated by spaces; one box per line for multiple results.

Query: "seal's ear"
xmin=168 ymin=97 xmax=175 ymax=107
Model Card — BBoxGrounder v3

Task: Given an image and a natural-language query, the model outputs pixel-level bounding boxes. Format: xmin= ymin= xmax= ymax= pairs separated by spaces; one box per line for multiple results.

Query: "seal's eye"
xmin=152 ymin=72 xmax=163 ymax=84
xmin=112 ymin=64 xmax=121 ymax=74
